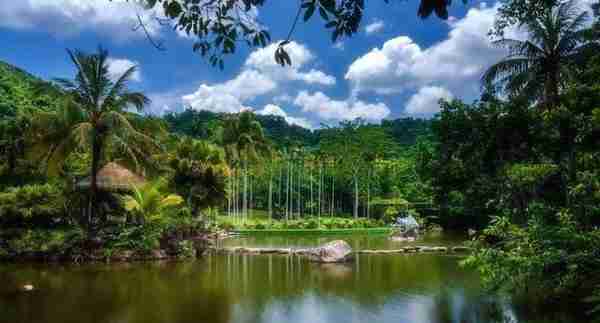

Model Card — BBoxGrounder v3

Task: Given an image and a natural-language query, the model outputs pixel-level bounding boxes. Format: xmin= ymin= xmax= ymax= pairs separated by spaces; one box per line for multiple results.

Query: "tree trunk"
xmin=227 ymin=175 xmax=232 ymax=217
xmin=89 ymin=133 xmax=102 ymax=237
xmin=290 ymin=160 xmax=295 ymax=220
xmin=367 ymin=168 xmax=371 ymax=219
xmin=278 ymin=162 xmax=283 ymax=213
xmin=286 ymin=159 xmax=290 ymax=222
xmin=354 ymin=173 xmax=359 ymax=219
xmin=268 ymin=165 xmax=273 ymax=220
xmin=309 ymin=165 xmax=313 ymax=217
xmin=318 ymin=163 xmax=322 ymax=219
xmin=331 ymin=174 xmax=335 ymax=217
xmin=249 ymin=172 xmax=253 ymax=219
xmin=243 ymin=160 xmax=248 ymax=221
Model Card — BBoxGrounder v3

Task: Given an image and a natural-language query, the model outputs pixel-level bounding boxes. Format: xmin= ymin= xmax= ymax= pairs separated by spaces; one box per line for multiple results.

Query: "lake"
xmin=0 ymin=234 xmax=583 ymax=323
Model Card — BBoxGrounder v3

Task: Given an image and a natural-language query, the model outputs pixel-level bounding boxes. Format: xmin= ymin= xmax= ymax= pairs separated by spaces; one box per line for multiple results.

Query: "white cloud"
xmin=405 ymin=86 xmax=453 ymax=115
xmin=256 ymin=104 xmax=313 ymax=129
xmin=0 ymin=0 xmax=160 ymax=39
xmin=346 ymin=3 xmax=502 ymax=115
xmin=244 ymin=42 xmax=336 ymax=85
xmin=107 ymin=57 xmax=141 ymax=82
xmin=293 ymin=91 xmax=390 ymax=122
xmin=182 ymin=84 xmax=253 ymax=114
xmin=365 ymin=20 xmax=385 ymax=35
xmin=347 ymin=1 xmax=594 ymax=117
xmin=183 ymin=41 xmax=335 ymax=114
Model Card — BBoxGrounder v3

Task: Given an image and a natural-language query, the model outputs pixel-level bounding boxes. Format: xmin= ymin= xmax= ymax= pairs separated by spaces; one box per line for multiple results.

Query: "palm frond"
xmin=482 ymin=58 xmax=531 ymax=88
xmin=103 ymin=65 xmax=149 ymax=112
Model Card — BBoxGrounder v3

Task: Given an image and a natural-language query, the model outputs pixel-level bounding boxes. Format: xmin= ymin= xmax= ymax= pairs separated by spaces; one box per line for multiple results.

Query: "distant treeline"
xmin=164 ymin=108 xmax=433 ymax=148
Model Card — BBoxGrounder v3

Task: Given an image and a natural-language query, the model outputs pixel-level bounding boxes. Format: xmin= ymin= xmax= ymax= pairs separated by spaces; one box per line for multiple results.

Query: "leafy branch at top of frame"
xmin=123 ymin=0 xmax=452 ymax=69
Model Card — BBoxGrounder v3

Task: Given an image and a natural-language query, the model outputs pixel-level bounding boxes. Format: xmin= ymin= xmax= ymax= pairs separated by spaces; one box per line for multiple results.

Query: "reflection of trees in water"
xmin=0 ymin=257 xmax=584 ymax=323
xmin=199 ymin=253 xmax=492 ymax=321
xmin=0 ymin=262 xmax=232 ymax=323
xmin=429 ymin=288 xmax=518 ymax=323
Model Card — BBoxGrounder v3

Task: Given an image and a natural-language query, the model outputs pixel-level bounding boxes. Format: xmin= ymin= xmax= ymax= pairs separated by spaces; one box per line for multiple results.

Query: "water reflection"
xmin=0 ymin=246 xmax=582 ymax=323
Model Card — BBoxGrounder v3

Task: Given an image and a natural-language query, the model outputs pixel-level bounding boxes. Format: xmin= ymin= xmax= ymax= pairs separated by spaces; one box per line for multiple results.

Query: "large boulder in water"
xmin=391 ymin=215 xmax=420 ymax=241
xmin=307 ymin=240 xmax=353 ymax=263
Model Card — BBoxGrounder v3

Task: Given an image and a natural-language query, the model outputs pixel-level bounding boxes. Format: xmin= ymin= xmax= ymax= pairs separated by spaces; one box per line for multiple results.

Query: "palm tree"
xmin=31 ymin=47 xmax=155 ymax=232
xmin=169 ymin=137 xmax=229 ymax=217
xmin=482 ymin=0 xmax=596 ymax=107
xmin=123 ymin=180 xmax=184 ymax=225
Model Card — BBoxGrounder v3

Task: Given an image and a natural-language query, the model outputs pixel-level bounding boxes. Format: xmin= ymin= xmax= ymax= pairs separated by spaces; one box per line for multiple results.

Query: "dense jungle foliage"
xmin=0 ymin=0 xmax=600 ymax=318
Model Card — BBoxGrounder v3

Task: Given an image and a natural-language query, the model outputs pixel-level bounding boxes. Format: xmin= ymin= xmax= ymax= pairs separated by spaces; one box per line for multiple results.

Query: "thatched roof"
xmin=77 ymin=162 xmax=145 ymax=191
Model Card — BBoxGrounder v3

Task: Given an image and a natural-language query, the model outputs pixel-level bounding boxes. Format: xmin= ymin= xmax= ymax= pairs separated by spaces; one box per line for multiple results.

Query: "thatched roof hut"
xmin=76 ymin=162 xmax=145 ymax=191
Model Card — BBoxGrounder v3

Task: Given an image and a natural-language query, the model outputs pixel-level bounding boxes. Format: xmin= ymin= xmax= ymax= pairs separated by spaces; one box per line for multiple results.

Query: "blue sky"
xmin=0 ymin=0 xmax=512 ymax=128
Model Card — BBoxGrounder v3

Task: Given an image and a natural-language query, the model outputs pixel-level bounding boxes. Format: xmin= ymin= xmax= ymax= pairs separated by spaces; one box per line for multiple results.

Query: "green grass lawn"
xmin=216 ymin=210 xmax=390 ymax=233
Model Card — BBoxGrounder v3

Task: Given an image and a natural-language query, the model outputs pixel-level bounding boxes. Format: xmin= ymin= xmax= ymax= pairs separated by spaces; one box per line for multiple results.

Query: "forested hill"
xmin=0 ymin=61 xmax=63 ymax=117
xmin=164 ymin=108 xmax=433 ymax=148
xmin=1 ymin=60 xmax=433 ymax=147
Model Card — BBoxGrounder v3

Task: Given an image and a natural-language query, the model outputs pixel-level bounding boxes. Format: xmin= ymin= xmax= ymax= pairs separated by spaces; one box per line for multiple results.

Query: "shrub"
xmin=305 ymin=219 xmax=319 ymax=229
xmin=176 ymin=240 xmax=196 ymax=259
xmin=0 ymin=183 xmax=68 ymax=227
xmin=5 ymin=228 xmax=84 ymax=254
xmin=107 ymin=224 xmax=162 ymax=253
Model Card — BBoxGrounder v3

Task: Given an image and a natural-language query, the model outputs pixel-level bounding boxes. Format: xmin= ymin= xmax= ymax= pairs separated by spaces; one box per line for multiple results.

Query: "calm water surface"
xmin=0 ymin=234 xmax=583 ymax=323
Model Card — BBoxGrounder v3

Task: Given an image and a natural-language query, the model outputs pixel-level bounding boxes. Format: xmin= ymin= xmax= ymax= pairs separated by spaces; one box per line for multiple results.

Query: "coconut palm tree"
xmin=31 ymin=47 xmax=155 ymax=232
xmin=482 ymin=0 xmax=597 ymax=107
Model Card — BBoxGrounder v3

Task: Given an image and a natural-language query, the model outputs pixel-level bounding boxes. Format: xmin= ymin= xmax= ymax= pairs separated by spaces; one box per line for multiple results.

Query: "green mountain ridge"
xmin=0 ymin=60 xmax=433 ymax=148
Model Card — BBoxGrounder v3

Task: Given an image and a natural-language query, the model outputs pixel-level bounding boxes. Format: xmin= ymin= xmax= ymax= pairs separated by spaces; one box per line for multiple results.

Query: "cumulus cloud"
xmin=183 ymin=41 xmax=335 ymax=114
xmin=346 ymin=4 xmax=501 ymax=100
xmin=293 ymin=91 xmax=390 ymax=122
xmin=365 ymin=20 xmax=385 ymax=35
xmin=256 ymin=104 xmax=313 ymax=129
xmin=107 ymin=57 xmax=142 ymax=82
xmin=244 ymin=42 xmax=336 ymax=85
xmin=344 ymin=3 xmax=506 ymax=116
xmin=0 ymin=0 xmax=160 ymax=39
xmin=405 ymin=86 xmax=453 ymax=115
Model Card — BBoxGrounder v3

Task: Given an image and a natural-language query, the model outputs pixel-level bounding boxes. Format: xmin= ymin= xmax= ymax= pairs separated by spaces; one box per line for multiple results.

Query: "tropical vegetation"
xmin=1 ymin=0 xmax=600 ymax=319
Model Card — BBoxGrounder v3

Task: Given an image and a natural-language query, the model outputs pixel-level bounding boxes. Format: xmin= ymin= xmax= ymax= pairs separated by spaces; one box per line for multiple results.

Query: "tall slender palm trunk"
xmin=330 ymin=173 xmax=335 ymax=217
xmin=354 ymin=173 xmax=359 ymax=219
xmin=309 ymin=165 xmax=313 ymax=217
xmin=89 ymin=132 xmax=102 ymax=235
xmin=318 ymin=163 xmax=322 ymax=220
xmin=268 ymin=165 xmax=273 ymax=220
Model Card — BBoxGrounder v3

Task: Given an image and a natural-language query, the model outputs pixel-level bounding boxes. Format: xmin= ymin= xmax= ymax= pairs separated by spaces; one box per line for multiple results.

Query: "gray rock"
xmin=391 ymin=215 xmax=420 ymax=240
xmin=307 ymin=240 xmax=353 ymax=263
